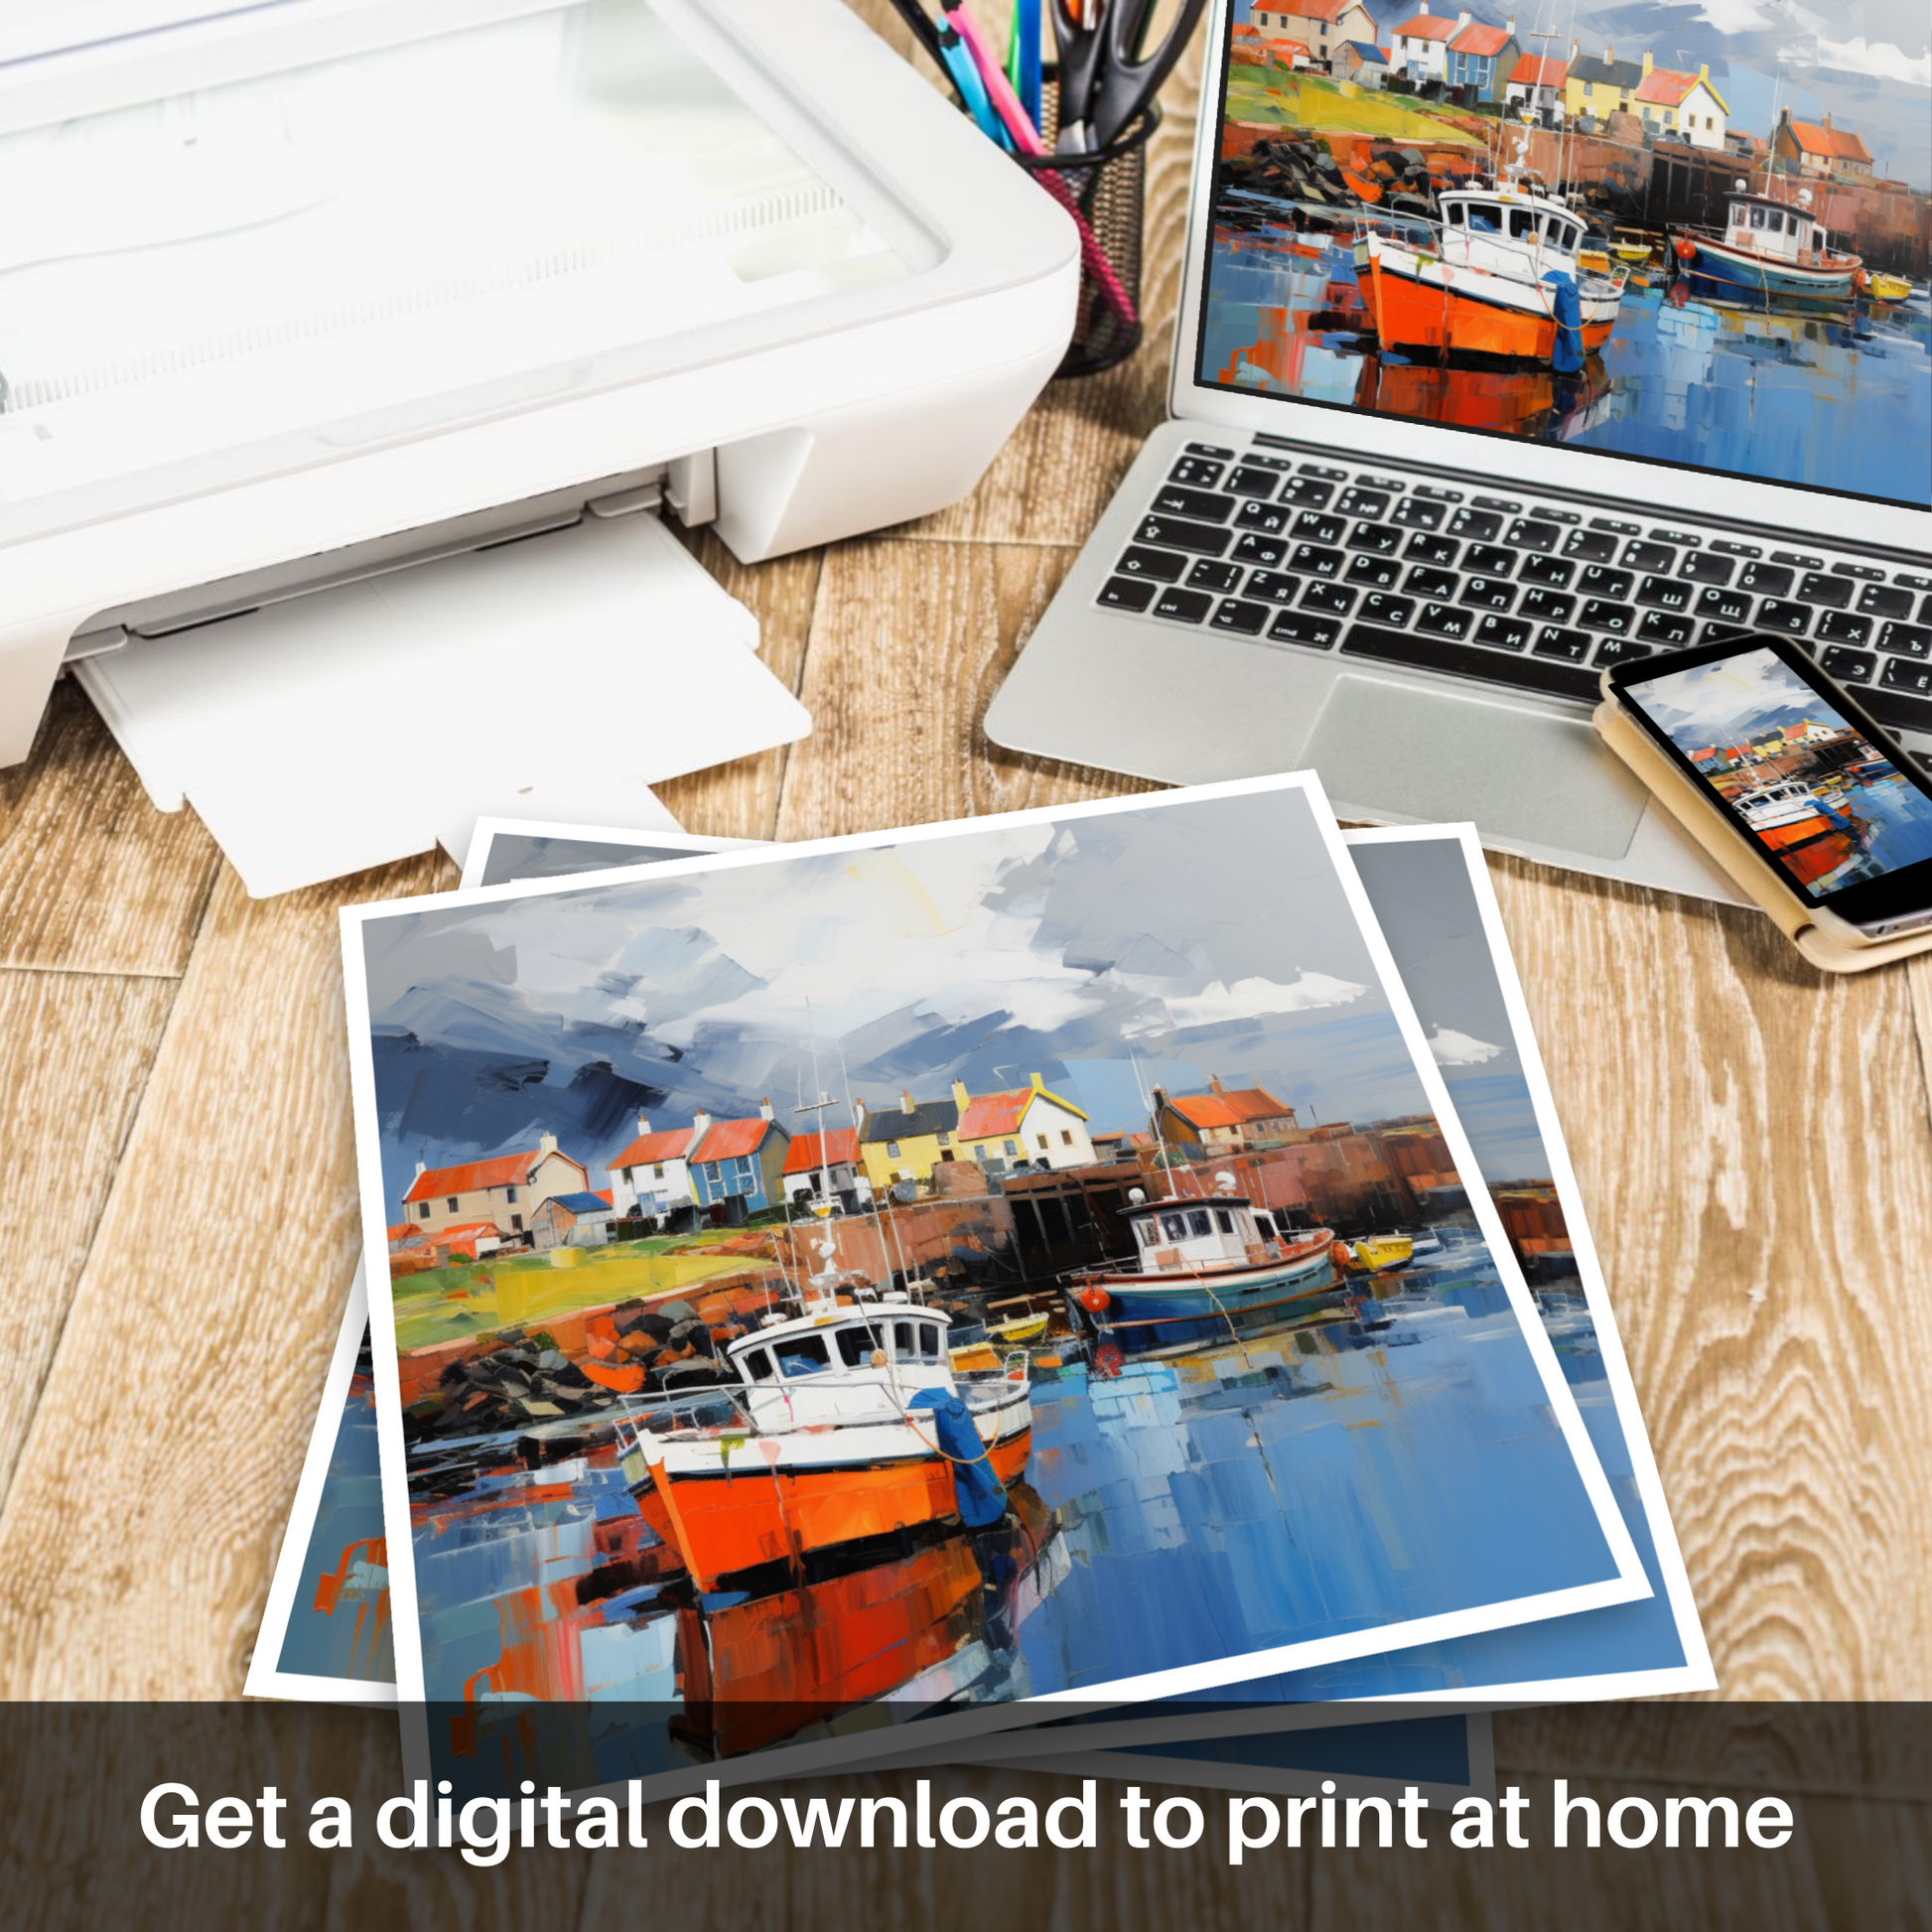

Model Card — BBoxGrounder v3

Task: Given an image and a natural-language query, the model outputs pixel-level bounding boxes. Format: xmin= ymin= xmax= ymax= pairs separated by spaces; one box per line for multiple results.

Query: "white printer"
xmin=0 ymin=0 xmax=1077 ymax=890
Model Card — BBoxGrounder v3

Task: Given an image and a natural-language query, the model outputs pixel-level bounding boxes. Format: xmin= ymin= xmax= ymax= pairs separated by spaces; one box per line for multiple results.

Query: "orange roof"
xmin=404 ymin=1149 xmax=555 ymax=1202
xmin=959 ymin=1088 xmax=1033 ymax=1141
xmin=782 ymin=1128 xmax=859 ymax=1176
xmin=1509 ymin=53 xmax=1566 ymax=85
xmin=1784 ymin=118 xmax=1871 ymax=164
xmin=1262 ymin=0 xmax=1357 ymax=19
xmin=690 ymin=1117 xmax=778 ymax=1165
xmin=1448 ymin=21 xmax=1512 ymax=56
xmin=595 ymin=1188 xmax=613 ymax=1206
xmin=1391 ymin=13 xmax=1460 ymax=41
xmin=385 ymin=1222 xmax=414 ymax=1242
xmin=428 ymin=1220 xmax=501 ymax=1246
xmin=1166 ymin=1085 xmax=1295 ymax=1130
xmin=609 ymin=1126 xmax=696 ymax=1169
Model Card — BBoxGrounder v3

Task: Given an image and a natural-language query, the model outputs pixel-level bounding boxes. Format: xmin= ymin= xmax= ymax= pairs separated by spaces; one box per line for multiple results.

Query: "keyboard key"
xmin=1881 ymin=656 xmax=1932 ymax=698
xmin=1681 ymin=553 xmax=1735 ymax=586
xmin=1302 ymin=581 xmax=1357 ymax=617
xmin=1244 ymin=571 xmax=1303 ymax=605
xmin=1623 ymin=540 xmax=1677 ymax=574
xmin=1798 ymin=572 xmax=1851 ymax=611
xmin=1532 ymin=626 xmax=1592 ymax=661
xmin=1594 ymin=637 xmax=1653 ymax=667
xmin=1293 ymin=511 xmax=1348 ymax=545
xmin=1737 ymin=561 xmax=1793 ymax=597
xmin=1186 ymin=559 xmax=1245 ymax=594
xmin=1341 ymin=621 xmax=1599 ymax=700
xmin=1519 ymin=554 xmax=1576 ymax=590
xmin=1461 ymin=578 xmax=1516 ymax=612
xmin=1413 ymin=484 xmax=1462 ymax=502
xmin=1519 ymin=589 xmax=1576 ymax=624
xmin=1280 ymin=477 xmax=1336 ymax=507
xmin=1417 ymin=603 xmax=1474 ymax=639
xmin=1233 ymin=532 xmax=1287 ymax=568
xmin=1770 ymin=549 xmax=1822 ymax=571
xmin=1637 ymin=610 xmax=1696 ymax=645
xmin=1290 ymin=543 xmax=1344 ymax=578
xmin=1581 ymin=599 xmax=1636 ymax=634
xmin=1475 ymin=615 xmax=1532 ymax=651
xmin=1184 ymin=441 xmax=1235 ymax=459
xmin=1267 ymin=611 xmax=1341 ymax=648
xmin=1359 ymin=594 xmax=1416 ymax=628
xmin=1820 ymin=645 xmax=1875 ymax=683
xmin=1151 ymin=586 xmax=1213 ymax=623
xmin=1169 ymin=457 xmax=1225 ymax=487
xmin=1464 ymin=542 xmax=1516 ymax=578
xmin=1225 ymin=465 xmax=1282 ymax=498
xmin=1589 ymin=514 xmax=1642 ymax=536
xmin=1235 ymin=499 xmax=1292 ymax=535
xmin=1636 ymin=575 xmax=1693 ymax=612
xmin=1578 ymin=566 xmax=1634 ymax=601
xmin=1563 ymin=529 xmax=1620 ymax=564
xmin=1505 ymin=518 xmax=1561 ymax=552
xmin=1711 ymin=539 xmax=1761 ymax=558
xmin=1404 ymin=532 xmax=1460 ymax=567
xmin=1137 ymin=514 xmax=1231 ymax=558
xmin=1334 ymin=486 xmax=1391 ymax=519
xmin=1756 ymin=599 xmax=1811 ymax=636
xmin=1448 ymin=507 xmax=1502 ymax=541
xmin=1392 ymin=497 xmax=1447 ymax=531
xmin=1117 ymin=546 xmax=1188 ymax=582
xmin=1831 ymin=561 xmax=1883 ymax=582
xmin=1880 ymin=622 xmax=1932 ymax=660
xmin=1472 ymin=495 xmax=1520 ymax=514
xmin=1344 ymin=554 xmax=1402 ymax=590
xmin=1405 ymin=566 xmax=1458 ymax=602
xmin=1212 ymin=599 xmax=1271 ymax=636
xmin=1097 ymin=576 xmax=1156 ymax=612
xmin=1920 ymin=595 xmax=1932 ymax=623
xmin=1297 ymin=462 xmax=1346 ymax=481
xmin=1817 ymin=611 xmax=1872 ymax=645
xmin=1867 ymin=688 xmax=1932 ymax=737
xmin=1696 ymin=585 xmax=1753 ymax=625
xmin=1899 ymin=573 xmax=1932 ymax=593
xmin=1347 ymin=521 xmax=1404 ymax=555
xmin=1651 ymin=528 xmax=1700 ymax=546
xmin=1857 ymin=583 xmax=1915 ymax=621
xmin=1153 ymin=484 xmax=1237 ymax=521
xmin=1248 ymin=454 xmax=1296 ymax=472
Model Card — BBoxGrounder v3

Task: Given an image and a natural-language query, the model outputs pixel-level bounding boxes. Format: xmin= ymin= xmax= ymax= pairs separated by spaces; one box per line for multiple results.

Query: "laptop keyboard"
xmin=1098 ymin=441 xmax=1932 ymax=740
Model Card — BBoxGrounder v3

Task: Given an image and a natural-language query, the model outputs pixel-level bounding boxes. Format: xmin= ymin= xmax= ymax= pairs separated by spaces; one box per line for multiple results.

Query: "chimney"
xmin=1455 ymin=9 xmax=1469 ymax=27
xmin=1505 ymin=13 xmax=1515 ymax=33
xmin=1150 ymin=1085 xmax=1171 ymax=1126
xmin=538 ymin=1132 xmax=558 ymax=1155
xmin=1822 ymin=111 xmax=1833 ymax=130
xmin=1602 ymin=42 xmax=1611 ymax=61
xmin=951 ymin=1078 xmax=971 ymax=1109
xmin=636 ymin=1112 xmax=650 ymax=1136
xmin=414 ymin=1161 xmax=426 ymax=1176
xmin=900 ymin=1089 xmax=915 ymax=1113
xmin=1640 ymin=49 xmax=1652 ymax=74
xmin=1698 ymin=62 xmax=1708 ymax=81
xmin=691 ymin=1112 xmax=712 ymax=1137
xmin=1208 ymin=1074 xmax=1228 ymax=1095
xmin=759 ymin=1096 xmax=773 ymax=1122
xmin=1031 ymin=1072 xmax=1046 ymax=1093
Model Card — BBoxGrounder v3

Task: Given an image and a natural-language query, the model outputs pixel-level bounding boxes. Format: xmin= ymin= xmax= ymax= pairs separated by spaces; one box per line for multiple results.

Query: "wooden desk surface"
xmin=0 ymin=9 xmax=1926 ymax=1924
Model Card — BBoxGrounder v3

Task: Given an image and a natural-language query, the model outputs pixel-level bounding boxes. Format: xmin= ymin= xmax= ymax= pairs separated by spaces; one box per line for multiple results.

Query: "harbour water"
xmin=406 ymin=1221 xmax=1623 ymax=1787
xmin=1200 ymin=215 xmax=1932 ymax=508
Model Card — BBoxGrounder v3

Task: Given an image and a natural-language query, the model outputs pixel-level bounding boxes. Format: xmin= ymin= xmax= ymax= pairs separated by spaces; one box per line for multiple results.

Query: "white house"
xmin=952 ymin=1074 xmax=1095 ymax=1174
xmin=1249 ymin=0 xmax=1378 ymax=67
xmin=1388 ymin=8 xmax=1468 ymax=82
xmin=1632 ymin=60 xmax=1727 ymax=151
xmin=402 ymin=1133 xmax=588 ymax=1238
xmin=605 ymin=1113 xmax=699 ymax=1216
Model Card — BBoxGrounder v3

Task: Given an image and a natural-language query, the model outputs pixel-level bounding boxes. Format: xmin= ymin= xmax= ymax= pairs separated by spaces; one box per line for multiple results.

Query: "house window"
xmin=1061 ymin=1130 xmax=1074 ymax=1146
xmin=936 ymin=1131 xmax=950 ymax=1147
xmin=510 ymin=1214 xmax=523 ymax=1232
xmin=446 ymin=1196 xmax=459 ymax=1212
xmin=733 ymin=1157 xmax=756 ymax=1192
xmin=887 ymin=1141 xmax=900 ymax=1159
xmin=1036 ymin=1134 xmax=1049 ymax=1151
xmin=418 ymin=1202 xmax=430 ymax=1220
xmin=505 ymin=1186 xmax=517 ymax=1204
xmin=622 ymin=1167 xmax=633 ymax=1184
xmin=1003 ymin=1140 xmax=1018 ymax=1156
xmin=653 ymin=1164 xmax=665 ymax=1179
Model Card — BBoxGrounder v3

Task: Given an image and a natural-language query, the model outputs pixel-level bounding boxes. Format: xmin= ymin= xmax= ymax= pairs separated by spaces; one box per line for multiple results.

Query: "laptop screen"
xmin=1191 ymin=10 xmax=1930 ymax=510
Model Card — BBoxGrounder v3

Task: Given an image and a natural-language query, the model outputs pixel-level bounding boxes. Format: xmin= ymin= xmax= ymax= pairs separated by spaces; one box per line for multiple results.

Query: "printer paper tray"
xmin=75 ymin=512 xmax=808 ymax=897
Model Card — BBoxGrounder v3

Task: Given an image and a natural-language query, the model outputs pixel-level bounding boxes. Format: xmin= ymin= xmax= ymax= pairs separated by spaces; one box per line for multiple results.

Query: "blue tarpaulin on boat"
xmin=908 ymin=1387 xmax=1006 ymax=1527
xmin=1545 ymin=270 xmax=1584 ymax=373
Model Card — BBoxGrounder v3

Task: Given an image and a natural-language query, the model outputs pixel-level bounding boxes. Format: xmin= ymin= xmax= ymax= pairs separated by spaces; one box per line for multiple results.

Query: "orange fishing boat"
xmin=1734 ymin=779 xmax=1868 ymax=889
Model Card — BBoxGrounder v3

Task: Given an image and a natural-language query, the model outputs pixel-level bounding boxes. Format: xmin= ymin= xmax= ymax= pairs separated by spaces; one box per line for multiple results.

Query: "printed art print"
xmin=341 ymin=778 xmax=1646 ymax=1797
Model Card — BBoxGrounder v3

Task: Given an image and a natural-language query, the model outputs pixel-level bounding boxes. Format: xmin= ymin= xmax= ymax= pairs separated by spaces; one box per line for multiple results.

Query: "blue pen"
xmin=937 ymin=20 xmax=1010 ymax=148
xmin=1013 ymin=0 xmax=1042 ymax=131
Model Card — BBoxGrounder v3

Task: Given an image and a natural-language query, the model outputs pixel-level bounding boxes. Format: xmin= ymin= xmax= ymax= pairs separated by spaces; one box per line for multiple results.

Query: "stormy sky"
xmin=356 ymin=788 xmax=1442 ymax=1214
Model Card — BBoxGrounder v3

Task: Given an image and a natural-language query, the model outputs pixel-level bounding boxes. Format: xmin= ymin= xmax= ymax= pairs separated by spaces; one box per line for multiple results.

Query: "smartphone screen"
xmin=1612 ymin=636 xmax=1932 ymax=929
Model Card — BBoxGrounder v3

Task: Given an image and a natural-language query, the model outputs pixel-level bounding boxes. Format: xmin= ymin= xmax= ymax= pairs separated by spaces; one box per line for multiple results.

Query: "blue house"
xmin=687 ymin=1102 xmax=790 ymax=1212
xmin=1446 ymin=17 xmax=1519 ymax=101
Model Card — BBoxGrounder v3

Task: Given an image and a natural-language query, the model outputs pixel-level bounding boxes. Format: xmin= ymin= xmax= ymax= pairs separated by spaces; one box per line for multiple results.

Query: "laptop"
xmin=985 ymin=8 xmax=1932 ymax=900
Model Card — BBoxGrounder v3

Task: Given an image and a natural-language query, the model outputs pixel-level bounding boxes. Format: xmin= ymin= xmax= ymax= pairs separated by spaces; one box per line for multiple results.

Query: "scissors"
xmin=1050 ymin=0 xmax=1207 ymax=152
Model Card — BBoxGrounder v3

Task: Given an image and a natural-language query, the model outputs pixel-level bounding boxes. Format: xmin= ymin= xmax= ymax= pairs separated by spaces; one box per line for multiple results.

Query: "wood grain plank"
xmin=1482 ymin=852 xmax=1932 ymax=1700
xmin=655 ymin=530 xmax=822 ymax=844
xmin=0 ymin=853 xmax=451 ymax=1698
xmin=773 ymin=538 xmax=1157 ymax=843
xmin=0 ymin=681 xmax=221 ymax=976
xmin=1315 ymin=1769 xmax=1930 ymax=1932
xmin=0 ymin=969 xmax=179 ymax=1506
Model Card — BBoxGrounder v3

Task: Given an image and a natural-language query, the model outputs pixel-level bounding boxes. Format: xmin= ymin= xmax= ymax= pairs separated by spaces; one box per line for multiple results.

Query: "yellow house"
xmin=855 ymin=1091 xmax=961 ymax=1189
xmin=951 ymin=1073 xmax=1095 ymax=1174
xmin=1564 ymin=44 xmax=1647 ymax=123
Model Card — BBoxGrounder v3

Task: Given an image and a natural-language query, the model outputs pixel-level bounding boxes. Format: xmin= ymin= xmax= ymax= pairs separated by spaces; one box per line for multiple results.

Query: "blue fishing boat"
xmin=1071 ymin=1173 xmax=1338 ymax=1360
xmin=1670 ymin=183 xmax=1862 ymax=315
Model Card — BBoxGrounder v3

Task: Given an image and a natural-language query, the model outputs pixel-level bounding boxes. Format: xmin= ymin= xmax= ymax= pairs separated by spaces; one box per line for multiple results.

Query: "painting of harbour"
xmin=351 ymin=785 xmax=1638 ymax=1792
xmin=1202 ymin=5 xmax=1931 ymax=504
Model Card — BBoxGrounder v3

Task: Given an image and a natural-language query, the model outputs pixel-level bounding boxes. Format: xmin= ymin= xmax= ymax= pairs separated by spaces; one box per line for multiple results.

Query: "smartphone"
xmin=1603 ymin=632 xmax=1932 ymax=942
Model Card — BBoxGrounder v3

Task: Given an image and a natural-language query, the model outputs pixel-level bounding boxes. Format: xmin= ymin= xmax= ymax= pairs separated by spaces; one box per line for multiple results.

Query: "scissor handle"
xmin=1087 ymin=0 xmax=1207 ymax=147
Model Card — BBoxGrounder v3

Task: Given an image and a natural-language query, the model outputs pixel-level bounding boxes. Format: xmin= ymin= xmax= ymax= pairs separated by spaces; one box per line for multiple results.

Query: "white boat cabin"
xmin=1722 ymin=188 xmax=1829 ymax=265
xmin=1735 ymin=779 xmax=1822 ymax=829
xmin=723 ymin=1301 xmax=955 ymax=1428
xmin=1123 ymin=1182 xmax=1302 ymax=1273
xmin=1439 ymin=186 xmax=1589 ymax=278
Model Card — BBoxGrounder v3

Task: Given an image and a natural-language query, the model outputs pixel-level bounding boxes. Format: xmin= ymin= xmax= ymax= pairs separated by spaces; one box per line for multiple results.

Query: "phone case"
xmin=1593 ymin=699 xmax=1932 ymax=974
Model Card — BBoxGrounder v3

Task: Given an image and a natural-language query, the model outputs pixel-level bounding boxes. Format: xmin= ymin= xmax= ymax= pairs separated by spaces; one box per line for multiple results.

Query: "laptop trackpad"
xmin=1305 ymin=675 xmax=1648 ymax=859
